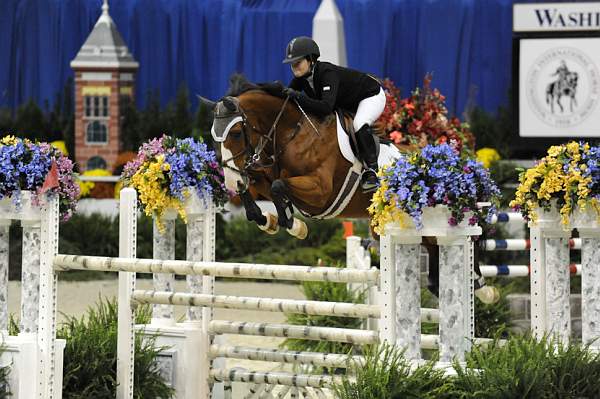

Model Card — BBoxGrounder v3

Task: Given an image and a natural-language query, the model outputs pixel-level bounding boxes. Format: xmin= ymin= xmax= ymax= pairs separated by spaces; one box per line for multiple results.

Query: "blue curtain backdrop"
xmin=0 ymin=0 xmax=540 ymax=115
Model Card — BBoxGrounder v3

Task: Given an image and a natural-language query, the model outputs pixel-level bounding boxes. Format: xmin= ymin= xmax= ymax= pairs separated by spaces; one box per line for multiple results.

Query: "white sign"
xmin=514 ymin=2 xmax=600 ymax=32
xmin=519 ymin=38 xmax=600 ymax=137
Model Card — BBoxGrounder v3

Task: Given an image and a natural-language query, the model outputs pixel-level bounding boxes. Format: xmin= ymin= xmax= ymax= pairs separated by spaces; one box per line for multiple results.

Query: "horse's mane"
xmin=226 ymin=73 xmax=285 ymax=99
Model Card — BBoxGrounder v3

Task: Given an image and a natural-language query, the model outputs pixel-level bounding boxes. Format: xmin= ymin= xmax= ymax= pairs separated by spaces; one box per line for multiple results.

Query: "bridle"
xmin=219 ymin=95 xmax=308 ymax=191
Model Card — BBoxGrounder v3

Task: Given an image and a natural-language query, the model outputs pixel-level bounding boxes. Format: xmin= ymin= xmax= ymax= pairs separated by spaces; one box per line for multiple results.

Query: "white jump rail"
xmin=29 ymin=188 xmax=600 ymax=399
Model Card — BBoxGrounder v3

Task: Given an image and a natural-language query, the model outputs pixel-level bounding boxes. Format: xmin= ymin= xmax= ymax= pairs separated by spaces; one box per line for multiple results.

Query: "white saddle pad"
xmin=336 ymin=114 xmax=401 ymax=169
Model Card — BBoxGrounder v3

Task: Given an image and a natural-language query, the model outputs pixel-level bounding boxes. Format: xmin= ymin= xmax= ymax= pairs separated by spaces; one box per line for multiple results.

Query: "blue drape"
xmin=0 ymin=0 xmax=543 ymax=115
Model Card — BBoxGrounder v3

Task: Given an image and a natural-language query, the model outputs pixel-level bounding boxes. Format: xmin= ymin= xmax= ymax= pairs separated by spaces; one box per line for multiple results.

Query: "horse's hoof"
xmin=257 ymin=212 xmax=279 ymax=235
xmin=475 ymin=286 xmax=500 ymax=304
xmin=287 ymin=218 xmax=308 ymax=240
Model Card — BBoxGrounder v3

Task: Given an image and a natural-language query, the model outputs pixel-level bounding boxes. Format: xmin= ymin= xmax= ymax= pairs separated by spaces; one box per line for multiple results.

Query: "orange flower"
xmin=390 ymin=131 xmax=403 ymax=144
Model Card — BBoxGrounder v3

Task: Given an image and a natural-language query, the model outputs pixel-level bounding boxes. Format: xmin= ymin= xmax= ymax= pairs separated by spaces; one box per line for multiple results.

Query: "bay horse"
xmin=199 ymin=75 xmax=498 ymax=304
xmin=202 ymin=76 xmax=381 ymax=239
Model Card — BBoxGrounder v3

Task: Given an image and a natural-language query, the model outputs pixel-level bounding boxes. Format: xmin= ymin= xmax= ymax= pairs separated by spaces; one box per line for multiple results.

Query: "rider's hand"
xmin=283 ymin=88 xmax=299 ymax=99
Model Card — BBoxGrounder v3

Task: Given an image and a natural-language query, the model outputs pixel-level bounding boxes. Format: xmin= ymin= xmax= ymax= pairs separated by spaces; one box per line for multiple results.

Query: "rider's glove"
xmin=283 ymin=88 xmax=300 ymax=99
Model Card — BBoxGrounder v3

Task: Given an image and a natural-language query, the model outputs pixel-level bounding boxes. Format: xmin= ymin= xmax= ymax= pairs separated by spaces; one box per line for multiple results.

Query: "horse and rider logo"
xmin=526 ymin=47 xmax=599 ymax=128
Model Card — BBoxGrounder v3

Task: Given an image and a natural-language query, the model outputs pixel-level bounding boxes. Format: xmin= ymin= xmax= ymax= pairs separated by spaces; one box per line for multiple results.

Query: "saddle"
xmin=335 ymin=108 xmax=387 ymax=163
xmin=302 ymin=110 xmax=399 ymax=220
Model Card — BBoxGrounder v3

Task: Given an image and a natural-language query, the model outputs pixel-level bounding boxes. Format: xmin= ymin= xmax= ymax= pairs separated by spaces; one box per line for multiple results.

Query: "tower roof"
xmin=71 ymin=0 xmax=138 ymax=69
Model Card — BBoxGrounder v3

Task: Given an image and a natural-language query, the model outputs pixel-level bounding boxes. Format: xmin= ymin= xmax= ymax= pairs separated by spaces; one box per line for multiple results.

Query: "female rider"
xmin=282 ymin=36 xmax=386 ymax=192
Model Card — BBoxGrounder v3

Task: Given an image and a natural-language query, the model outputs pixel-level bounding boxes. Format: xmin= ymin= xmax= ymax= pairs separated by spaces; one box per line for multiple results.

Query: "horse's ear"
xmin=196 ymin=95 xmax=217 ymax=111
xmin=222 ymin=96 xmax=239 ymax=112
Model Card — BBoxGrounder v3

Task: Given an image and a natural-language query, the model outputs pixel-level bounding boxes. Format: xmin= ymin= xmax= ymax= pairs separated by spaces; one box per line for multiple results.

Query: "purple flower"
xmin=382 ymin=143 xmax=500 ymax=229
xmin=123 ymin=135 xmax=230 ymax=208
xmin=0 ymin=137 xmax=79 ymax=221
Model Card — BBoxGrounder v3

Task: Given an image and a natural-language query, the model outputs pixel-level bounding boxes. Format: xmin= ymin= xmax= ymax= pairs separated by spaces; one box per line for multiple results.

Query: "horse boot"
xmin=356 ymin=124 xmax=379 ymax=193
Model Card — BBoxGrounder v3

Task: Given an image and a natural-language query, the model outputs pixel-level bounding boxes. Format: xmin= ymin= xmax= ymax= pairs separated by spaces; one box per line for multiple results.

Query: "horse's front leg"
xmin=238 ymin=186 xmax=279 ymax=235
xmin=271 ymin=179 xmax=307 ymax=239
xmin=557 ymin=96 xmax=564 ymax=113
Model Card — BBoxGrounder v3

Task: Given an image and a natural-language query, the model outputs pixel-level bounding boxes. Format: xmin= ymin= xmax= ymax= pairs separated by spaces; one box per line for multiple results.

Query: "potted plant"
xmin=120 ymin=135 xmax=230 ymax=231
xmin=0 ymin=135 xmax=79 ymax=221
xmin=510 ymin=141 xmax=600 ymax=229
xmin=368 ymin=143 xmax=500 ymax=235
xmin=376 ymin=75 xmax=475 ymax=156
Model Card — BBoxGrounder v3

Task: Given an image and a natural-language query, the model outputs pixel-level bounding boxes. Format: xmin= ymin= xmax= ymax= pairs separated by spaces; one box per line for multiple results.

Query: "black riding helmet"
xmin=282 ymin=36 xmax=320 ymax=64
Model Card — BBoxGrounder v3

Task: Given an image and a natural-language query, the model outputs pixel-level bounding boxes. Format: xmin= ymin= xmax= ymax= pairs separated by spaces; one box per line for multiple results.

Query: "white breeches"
xmin=352 ymin=87 xmax=386 ymax=131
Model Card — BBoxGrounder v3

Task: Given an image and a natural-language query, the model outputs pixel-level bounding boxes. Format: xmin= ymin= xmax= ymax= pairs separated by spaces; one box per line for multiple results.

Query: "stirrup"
xmin=361 ymin=169 xmax=378 ymax=193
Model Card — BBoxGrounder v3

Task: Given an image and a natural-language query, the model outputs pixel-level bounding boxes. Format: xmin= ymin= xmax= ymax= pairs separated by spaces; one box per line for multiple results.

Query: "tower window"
xmin=84 ymin=95 xmax=109 ymax=118
xmin=86 ymin=120 xmax=108 ymax=143
xmin=87 ymin=156 xmax=107 ymax=170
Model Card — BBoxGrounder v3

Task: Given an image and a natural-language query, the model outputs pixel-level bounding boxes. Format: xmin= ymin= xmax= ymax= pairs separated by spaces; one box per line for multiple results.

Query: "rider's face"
xmin=291 ymin=59 xmax=310 ymax=78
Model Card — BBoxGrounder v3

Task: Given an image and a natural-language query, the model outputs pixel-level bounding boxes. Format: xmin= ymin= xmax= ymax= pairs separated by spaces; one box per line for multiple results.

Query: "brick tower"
xmin=71 ymin=0 xmax=138 ymax=172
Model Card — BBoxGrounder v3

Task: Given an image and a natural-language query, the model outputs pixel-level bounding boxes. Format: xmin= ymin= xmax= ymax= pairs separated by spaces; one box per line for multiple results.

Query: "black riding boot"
xmin=356 ymin=124 xmax=379 ymax=192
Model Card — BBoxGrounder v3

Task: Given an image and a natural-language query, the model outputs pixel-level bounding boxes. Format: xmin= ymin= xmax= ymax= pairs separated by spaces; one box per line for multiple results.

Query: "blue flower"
xmin=382 ymin=143 xmax=500 ymax=229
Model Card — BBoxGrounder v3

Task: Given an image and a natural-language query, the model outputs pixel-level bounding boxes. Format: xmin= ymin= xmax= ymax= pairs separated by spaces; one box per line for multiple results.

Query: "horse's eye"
xmin=229 ymin=130 xmax=242 ymax=140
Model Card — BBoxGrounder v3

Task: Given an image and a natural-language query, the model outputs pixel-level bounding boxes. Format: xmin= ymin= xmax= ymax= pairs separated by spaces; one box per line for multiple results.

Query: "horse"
xmin=200 ymin=75 xmax=383 ymax=239
xmin=546 ymin=72 xmax=578 ymax=114
xmin=199 ymin=74 xmax=499 ymax=304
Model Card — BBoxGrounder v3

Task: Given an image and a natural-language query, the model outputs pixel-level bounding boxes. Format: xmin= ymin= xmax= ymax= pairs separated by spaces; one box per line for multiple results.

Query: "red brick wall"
xmin=73 ymin=69 xmax=136 ymax=173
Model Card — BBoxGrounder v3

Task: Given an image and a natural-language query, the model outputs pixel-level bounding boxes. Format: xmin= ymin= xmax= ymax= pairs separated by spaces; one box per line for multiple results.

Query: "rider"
xmin=282 ymin=36 xmax=385 ymax=192
xmin=552 ymin=60 xmax=570 ymax=82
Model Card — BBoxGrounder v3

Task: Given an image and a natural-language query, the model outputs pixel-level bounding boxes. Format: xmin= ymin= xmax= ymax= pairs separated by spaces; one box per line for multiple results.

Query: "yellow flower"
xmin=130 ymin=156 xmax=186 ymax=233
xmin=511 ymin=142 xmax=596 ymax=227
xmin=0 ymin=135 xmax=18 ymax=146
xmin=475 ymin=148 xmax=501 ymax=169
xmin=78 ymin=168 xmax=112 ymax=198
xmin=547 ymin=145 xmax=563 ymax=158
xmin=50 ymin=140 xmax=68 ymax=156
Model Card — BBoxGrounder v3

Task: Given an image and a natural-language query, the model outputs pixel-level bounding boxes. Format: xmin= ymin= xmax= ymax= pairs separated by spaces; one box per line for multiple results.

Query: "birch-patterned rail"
xmin=52 ymin=254 xmax=379 ymax=284
xmin=209 ymin=320 xmax=379 ymax=345
xmin=132 ymin=290 xmax=380 ymax=318
xmin=209 ymin=368 xmax=347 ymax=389
xmin=208 ymin=345 xmax=364 ymax=369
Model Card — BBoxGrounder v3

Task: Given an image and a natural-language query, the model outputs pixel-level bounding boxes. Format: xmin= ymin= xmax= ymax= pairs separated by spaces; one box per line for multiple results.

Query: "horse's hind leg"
xmin=271 ymin=179 xmax=307 ymax=239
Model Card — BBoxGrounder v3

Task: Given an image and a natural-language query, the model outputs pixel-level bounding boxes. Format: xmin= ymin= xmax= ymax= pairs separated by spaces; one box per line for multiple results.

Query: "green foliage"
xmin=468 ymin=96 xmax=514 ymax=158
xmin=333 ymin=337 xmax=600 ymax=399
xmin=217 ymin=216 xmax=345 ymax=266
xmin=450 ymin=335 xmax=600 ymax=398
xmin=488 ymin=160 xmax=521 ymax=208
xmin=0 ymin=80 xmax=213 ymax=157
xmin=474 ymin=285 xmax=513 ymax=338
xmin=333 ymin=344 xmax=450 ymax=399
xmin=58 ymin=297 xmax=173 ymax=399
xmin=281 ymin=277 xmax=365 ymax=371
xmin=0 ymin=78 xmax=75 ymax=156
xmin=119 ymin=95 xmax=142 ymax=152
xmin=170 ymin=85 xmax=193 ymax=139
xmin=8 ymin=298 xmax=172 ymax=398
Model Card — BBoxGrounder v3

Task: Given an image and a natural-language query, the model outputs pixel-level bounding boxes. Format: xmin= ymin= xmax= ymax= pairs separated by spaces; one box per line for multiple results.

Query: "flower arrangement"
xmin=368 ymin=143 xmax=500 ymax=235
xmin=510 ymin=141 xmax=600 ymax=227
xmin=376 ymin=76 xmax=475 ymax=156
xmin=0 ymin=135 xmax=80 ymax=221
xmin=121 ymin=135 xmax=230 ymax=229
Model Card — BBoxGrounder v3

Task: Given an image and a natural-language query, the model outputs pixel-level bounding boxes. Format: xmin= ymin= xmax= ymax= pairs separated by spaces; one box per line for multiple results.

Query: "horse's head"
xmin=199 ymin=82 xmax=293 ymax=194
xmin=567 ymin=72 xmax=579 ymax=88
